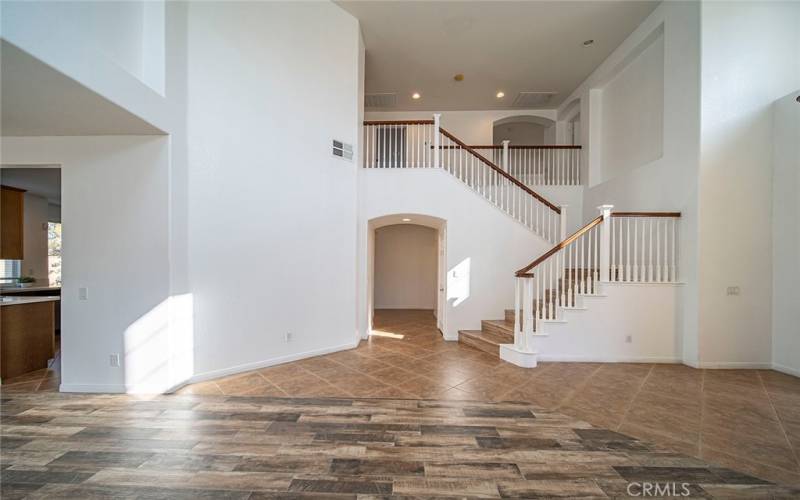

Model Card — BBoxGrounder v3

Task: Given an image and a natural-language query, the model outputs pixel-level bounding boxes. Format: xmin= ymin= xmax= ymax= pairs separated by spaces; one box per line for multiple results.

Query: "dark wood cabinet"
xmin=1 ymin=185 xmax=25 ymax=260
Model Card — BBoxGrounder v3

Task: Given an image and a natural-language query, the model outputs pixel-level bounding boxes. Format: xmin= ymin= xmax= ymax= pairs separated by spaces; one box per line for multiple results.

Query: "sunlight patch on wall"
xmin=447 ymin=257 xmax=470 ymax=307
xmin=124 ymin=293 xmax=193 ymax=394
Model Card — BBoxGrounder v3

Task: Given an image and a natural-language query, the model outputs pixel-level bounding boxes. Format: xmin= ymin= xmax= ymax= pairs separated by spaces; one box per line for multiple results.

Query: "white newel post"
xmin=502 ymin=140 xmax=510 ymax=172
xmin=433 ymin=113 xmax=441 ymax=169
xmin=522 ymin=278 xmax=534 ymax=350
xmin=559 ymin=205 xmax=568 ymax=241
xmin=598 ymin=204 xmax=613 ymax=282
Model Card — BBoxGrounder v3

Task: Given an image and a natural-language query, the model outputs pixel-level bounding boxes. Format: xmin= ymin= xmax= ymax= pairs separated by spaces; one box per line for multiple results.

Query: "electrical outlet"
xmin=109 ymin=354 xmax=120 ymax=367
xmin=625 ymin=335 xmax=632 ymax=344
xmin=726 ymin=286 xmax=740 ymax=296
xmin=78 ymin=287 xmax=89 ymax=300
xmin=284 ymin=332 xmax=293 ymax=342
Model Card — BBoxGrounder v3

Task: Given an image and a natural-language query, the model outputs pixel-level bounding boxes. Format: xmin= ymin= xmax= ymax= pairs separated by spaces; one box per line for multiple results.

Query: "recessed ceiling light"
xmin=453 ymin=74 xmax=464 ymax=82
xmin=496 ymin=91 xmax=505 ymax=99
xmin=411 ymin=92 xmax=421 ymax=100
xmin=582 ymin=39 xmax=595 ymax=47
xmin=401 ymin=218 xmax=411 ymax=222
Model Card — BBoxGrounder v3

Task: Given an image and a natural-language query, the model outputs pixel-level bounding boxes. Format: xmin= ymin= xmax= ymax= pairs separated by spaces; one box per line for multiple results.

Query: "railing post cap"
xmin=501 ymin=140 xmax=510 ymax=145
xmin=597 ymin=204 xmax=614 ymax=210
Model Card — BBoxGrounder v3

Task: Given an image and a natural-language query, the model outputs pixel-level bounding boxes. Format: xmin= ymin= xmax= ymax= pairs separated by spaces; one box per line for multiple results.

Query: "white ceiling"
xmin=337 ymin=1 xmax=659 ymax=111
xmin=0 ymin=167 xmax=61 ymax=205
xmin=0 ymin=41 xmax=164 ymax=136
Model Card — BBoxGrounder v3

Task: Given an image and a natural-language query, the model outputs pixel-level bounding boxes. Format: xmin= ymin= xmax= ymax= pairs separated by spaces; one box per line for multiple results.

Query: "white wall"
xmin=365 ymin=110 xmax=557 ymax=145
xmin=558 ymin=1 xmax=701 ymax=365
xmin=374 ymin=224 xmax=437 ymax=309
xmin=20 ymin=193 xmax=49 ymax=280
xmin=1 ymin=0 xmax=170 ymax=129
xmin=600 ymin=33 xmax=664 ymax=182
xmin=0 ymin=136 xmax=175 ymax=393
xmin=772 ymin=91 xmax=800 ymax=376
xmin=359 ymin=168 xmax=551 ymax=340
xmin=185 ymin=1 xmax=363 ymax=379
xmin=539 ymin=283 xmax=682 ymax=363
xmin=698 ymin=1 xmax=800 ymax=368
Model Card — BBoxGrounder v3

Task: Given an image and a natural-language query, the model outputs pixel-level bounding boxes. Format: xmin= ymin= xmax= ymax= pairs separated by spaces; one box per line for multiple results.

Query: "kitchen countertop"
xmin=0 ymin=282 xmax=61 ymax=293
xmin=0 ymin=296 xmax=60 ymax=307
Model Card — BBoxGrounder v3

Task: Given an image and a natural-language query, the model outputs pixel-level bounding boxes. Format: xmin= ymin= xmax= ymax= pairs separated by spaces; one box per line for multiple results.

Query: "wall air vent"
xmin=512 ymin=91 xmax=558 ymax=107
xmin=365 ymin=93 xmax=397 ymax=108
xmin=332 ymin=139 xmax=353 ymax=161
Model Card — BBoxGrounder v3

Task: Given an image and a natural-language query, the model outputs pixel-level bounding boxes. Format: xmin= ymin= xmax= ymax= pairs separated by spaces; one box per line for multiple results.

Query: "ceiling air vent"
xmin=512 ymin=91 xmax=558 ymax=107
xmin=365 ymin=93 xmax=397 ymax=108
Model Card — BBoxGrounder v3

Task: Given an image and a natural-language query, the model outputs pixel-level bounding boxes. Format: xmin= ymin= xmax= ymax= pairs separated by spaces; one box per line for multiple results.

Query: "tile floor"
xmin=5 ymin=309 xmax=800 ymax=488
xmin=180 ymin=309 xmax=800 ymax=487
xmin=5 ymin=392 xmax=799 ymax=499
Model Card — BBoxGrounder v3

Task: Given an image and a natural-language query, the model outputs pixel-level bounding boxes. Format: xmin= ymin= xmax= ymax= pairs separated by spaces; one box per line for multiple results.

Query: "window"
xmin=48 ymin=222 xmax=62 ymax=286
xmin=0 ymin=259 xmax=21 ymax=280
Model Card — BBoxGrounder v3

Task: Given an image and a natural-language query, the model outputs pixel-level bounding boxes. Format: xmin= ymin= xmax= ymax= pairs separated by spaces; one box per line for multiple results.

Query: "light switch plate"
xmin=78 ymin=287 xmax=89 ymax=300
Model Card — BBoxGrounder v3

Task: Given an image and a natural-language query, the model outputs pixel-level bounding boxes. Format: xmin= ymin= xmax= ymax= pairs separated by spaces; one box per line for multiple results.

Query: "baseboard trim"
xmin=537 ymin=355 xmax=682 ymax=363
xmin=771 ymin=363 xmax=800 ymax=378
xmin=185 ymin=340 xmax=360 ymax=387
xmin=695 ymin=361 xmax=773 ymax=369
xmin=59 ymin=383 xmax=126 ymax=394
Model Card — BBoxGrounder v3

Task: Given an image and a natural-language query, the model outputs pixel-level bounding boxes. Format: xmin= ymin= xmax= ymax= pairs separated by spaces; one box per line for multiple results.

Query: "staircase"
xmin=459 ymin=268 xmax=598 ymax=356
xmin=459 ymin=208 xmax=682 ymax=367
xmin=363 ymin=115 xmax=567 ymax=244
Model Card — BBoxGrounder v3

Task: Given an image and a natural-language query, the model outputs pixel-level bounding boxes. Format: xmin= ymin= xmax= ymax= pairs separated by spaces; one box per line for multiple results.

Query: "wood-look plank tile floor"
xmin=2 ymin=391 xmax=799 ymax=499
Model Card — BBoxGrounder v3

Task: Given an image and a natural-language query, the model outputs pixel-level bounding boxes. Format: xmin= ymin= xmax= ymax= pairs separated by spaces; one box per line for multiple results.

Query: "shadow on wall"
xmin=123 ymin=293 xmax=193 ymax=394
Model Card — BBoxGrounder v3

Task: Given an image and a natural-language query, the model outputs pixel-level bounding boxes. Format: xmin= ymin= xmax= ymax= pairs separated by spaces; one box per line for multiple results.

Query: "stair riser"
xmin=458 ymin=332 xmax=500 ymax=356
xmin=480 ymin=321 xmax=514 ymax=341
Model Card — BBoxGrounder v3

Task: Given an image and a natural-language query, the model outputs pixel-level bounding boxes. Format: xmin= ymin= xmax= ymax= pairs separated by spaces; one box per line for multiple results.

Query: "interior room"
xmin=0 ymin=1 xmax=798 ymax=498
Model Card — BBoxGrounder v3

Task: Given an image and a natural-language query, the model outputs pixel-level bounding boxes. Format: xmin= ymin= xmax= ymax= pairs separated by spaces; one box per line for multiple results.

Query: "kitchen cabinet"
xmin=0 ymin=297 xmax=57 ymax=380
xmin=1 ymin=185 xmax=25 ymax=260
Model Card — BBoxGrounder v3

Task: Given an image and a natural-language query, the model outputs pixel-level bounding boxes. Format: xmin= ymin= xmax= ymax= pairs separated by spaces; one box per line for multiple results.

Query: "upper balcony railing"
xmin=471 ymin=143 xmax=582 ymax=186
xmin=360 ymin=117 xmax=581 ymax=187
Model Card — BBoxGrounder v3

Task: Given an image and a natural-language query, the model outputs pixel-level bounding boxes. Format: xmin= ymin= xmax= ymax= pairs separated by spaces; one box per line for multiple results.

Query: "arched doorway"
xmin=367 ymin=214 xmax=446 ymax=337
xmin=492 ymin=115 xmax=556 ymax=146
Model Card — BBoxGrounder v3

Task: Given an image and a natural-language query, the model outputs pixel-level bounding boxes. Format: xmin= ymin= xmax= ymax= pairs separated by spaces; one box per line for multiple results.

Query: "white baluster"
xmin=671 ymin=218 xmax=677 ymax=282
xmin=655 ymin=219 xmax=661 ymax=282
xmin=633 ymin=217 xmax=639 ymax=281
xmin=662 ymin=219 xmax=668 ymax=282
xmin=514 ymin=278 xmax=522 ymax=349
xmin=524 ymin=277 xmax=534 ymax=344
xmin=610 ymin=216 xmax=616 ymax=281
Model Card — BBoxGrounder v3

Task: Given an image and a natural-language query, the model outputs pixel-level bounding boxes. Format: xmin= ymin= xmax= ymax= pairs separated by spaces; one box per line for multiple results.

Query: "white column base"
xmin=499 ymin=344 xmax=539 ymax=368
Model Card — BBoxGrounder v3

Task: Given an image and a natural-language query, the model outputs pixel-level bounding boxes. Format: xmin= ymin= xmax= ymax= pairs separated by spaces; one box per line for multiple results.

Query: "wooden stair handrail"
xmin=363 ymin=120 xmax=435 ymax=126
xmin=471 ymin=145 xmax=583 ymax=150
xmin=611 ymin=212 xmax=681 ymax=218
xmin=439 ymin=127 xmax=561 ymax=214
xmin=515 ymin=215 xmax=604 ymax=277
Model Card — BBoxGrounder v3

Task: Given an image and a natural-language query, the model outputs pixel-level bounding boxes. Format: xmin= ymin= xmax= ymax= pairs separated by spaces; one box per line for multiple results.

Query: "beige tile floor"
xmin=5 ymin=309 xmax=799 ymax=487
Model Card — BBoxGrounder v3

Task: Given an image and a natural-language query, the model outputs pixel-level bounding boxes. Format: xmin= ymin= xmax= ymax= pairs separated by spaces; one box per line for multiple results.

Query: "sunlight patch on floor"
xmin=369 ymin=329 xmax=405 ymax=340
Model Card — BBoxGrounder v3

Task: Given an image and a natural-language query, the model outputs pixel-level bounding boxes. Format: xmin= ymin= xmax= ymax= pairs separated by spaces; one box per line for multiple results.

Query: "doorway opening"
xmin=0 ymin=165 xmax=63 ymax=389
xmin=492 ymin=115 xmax=556 ymax=146
xmin=367 ymin=214 xmax=446 ymax=340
